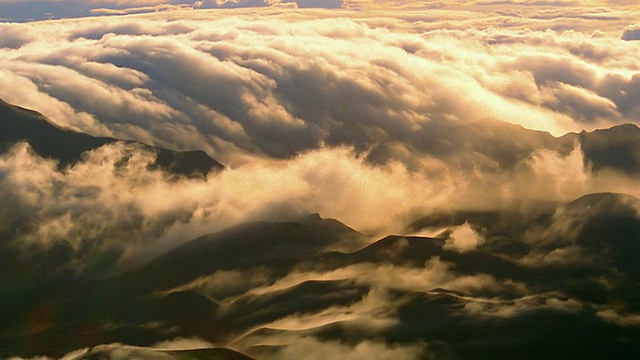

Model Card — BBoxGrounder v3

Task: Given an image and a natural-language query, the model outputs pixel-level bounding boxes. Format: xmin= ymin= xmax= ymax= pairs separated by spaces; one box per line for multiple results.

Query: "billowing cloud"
xmin=238 ymin=333 xmax=426 ymax=360
xmin=444 ymin=222 xmax=485 ymax=252
xmin=2 ymin=123 xmax=639 ymax=274
xmin=0 ymin=142 xmax=462 ymax=273
xmin=1 ymin=8 xmax=639 ymax=168
xmin=0 ymin=23 xmax=34 ymax=48
xmin=227 ymin=257 xmax=523 ymax=302
xmin=622 ymin=23 xmax=640 ymax=40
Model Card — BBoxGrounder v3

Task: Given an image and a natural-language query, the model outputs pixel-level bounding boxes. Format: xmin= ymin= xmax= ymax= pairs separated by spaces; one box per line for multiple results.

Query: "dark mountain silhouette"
xmin=1 ymin=201 xmax=640 ymax=359
xmin=112 ymin=213 xmax=364 ymax=296
xmin=563 ymin=124 xmax=640 ymax=174
xmin=361 ymin=114 xmax=640 ymax=175
xmin=562 ymin=193 xmax=640 ymax=278
xmin=0 ymin=98 xmax=223 ymax=177
xmin=2 ymin=98 xmax=640 ymax=359
xmin=76 ymin=347 xmax=254 ymax=360
xmin=366 ymin=116 xmax=567 ymax=170
xmin=4 ymin=97 xmax=640 ymax=178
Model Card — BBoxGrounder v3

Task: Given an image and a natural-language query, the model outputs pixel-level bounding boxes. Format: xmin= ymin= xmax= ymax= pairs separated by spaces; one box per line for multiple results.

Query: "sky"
xmin=0 ymin=0 xmax=638 ymax=21
xmin=0 ymin=0 xmax=343 ymax=21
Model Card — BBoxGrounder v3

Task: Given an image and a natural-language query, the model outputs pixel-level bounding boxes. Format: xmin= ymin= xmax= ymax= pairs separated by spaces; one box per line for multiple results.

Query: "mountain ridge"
xmin=0 ymin=98 xmax=224 ymax=177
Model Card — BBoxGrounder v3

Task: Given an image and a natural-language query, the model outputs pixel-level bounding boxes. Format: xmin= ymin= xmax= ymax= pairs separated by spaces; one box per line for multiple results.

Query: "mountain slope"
xmin=113 ymin=214 xmax=364 ymax=296
xmin=0 ymin=98 xmax=223 ymax=177
xmin=564 ymin=124 xmax=640 ymax=174
xmin=2 ymin=200 xmax=640 ymax=359
xmin=0 ymin=215 xmax=363 ymax=358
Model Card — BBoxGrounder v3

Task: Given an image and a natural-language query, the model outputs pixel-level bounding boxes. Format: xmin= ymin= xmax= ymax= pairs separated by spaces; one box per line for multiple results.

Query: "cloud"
xmin=3 ymin=6 xmax=640 ymax=276
xmin=622 ymin=24 xmax=640 ymax=40
xmin=0 ymin=142 xmax=460 ymax=273
xmin=0 ymin=0 xmax=345 ymax=21
xmin=444 ymin=222 xmax=485 ymax=252
xmin=0 ymin=23 xmax=34 ymax=48
xmin=1 ymin=124 xmax=639 ymax=275
xmin=522 ymin=144 xmax=591 ymax=200
xmin=164 ymin=268 xmax=276 ymax=303
xmin=150 ymin=337 xmax=214 ymax=350
xmin=3 ymin=5 xmax=640 ymax=360
xmin=226 ymin=287 xmax=427 ymax=358
xmin=53 ymin=340 xmax=214 ymax=359
xmin=596 ymin=309 xmax=640 ymax=326
xmin=249 ymin=287 xmax=403 ymax=333
xmin=240 ymin=257 xmax=520 ymax=300
xmin=241 ymin=335 xmax=425 ymax=360
xmin=3 ymin=9 xmax=640 ymax=167
xmin=462 ymin=293 xmax=584 ymax=318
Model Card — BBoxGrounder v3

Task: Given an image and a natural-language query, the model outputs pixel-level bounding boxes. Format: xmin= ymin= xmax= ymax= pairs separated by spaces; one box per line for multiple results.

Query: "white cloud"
xmin=241 ymin=257 xmax=520 ymax=300
xmin=2 ymin=9 xmax=640 ymax=166
xmin=523 ymin=144 xmax=591 ymax=200
xmin=462 ymin=293 xmax=584 ymax=318
xmin=250 ymin=336 xmax=424 ymax=360
xmin=3 ymin=5 xmax=640 ymax=275
xmin=444 ymin=222 xmax=485 ymax=252
xmin=0 ymin=142 xmax=459 ymax=272
xmin=150 ymin=337 xmax=214 ymax=350
xmin=3 ymin=5 xmax=640 ymax=360
xmin=596 ymin=309 xmax=640 ymax=326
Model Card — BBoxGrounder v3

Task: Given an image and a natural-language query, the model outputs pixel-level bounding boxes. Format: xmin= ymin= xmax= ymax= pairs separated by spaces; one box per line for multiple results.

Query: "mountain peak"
xmin=0 ymin=98 xmax=223 ymax=177
xmin=567 ymin=192 xmax=640 ymax=210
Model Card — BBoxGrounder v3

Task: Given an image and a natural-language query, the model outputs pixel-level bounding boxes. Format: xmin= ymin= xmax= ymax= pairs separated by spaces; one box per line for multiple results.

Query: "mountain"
xmin=366 ymin=116 xmax=567 ymax=170
xmin=2 ymin=96 xmax=640 ymax=359
xmin=0 ymin=214 xmax=363 ymax=358
xmin=70 ymin=346 xmax=254 ymax=360
xmin=0 ymin=98 xmax=223 ymax=177
xmin=564 ymin=124 xmax=640 ymax=174
xmin=2 ymin=200 xmax=640 ymax=359
xmin=562 ymin=193 xmax=640 ymax=277
xmin=4 ymin=96 xmax=640 ymax=178
xmin=112 ymin=213 xmax=365 ymax=297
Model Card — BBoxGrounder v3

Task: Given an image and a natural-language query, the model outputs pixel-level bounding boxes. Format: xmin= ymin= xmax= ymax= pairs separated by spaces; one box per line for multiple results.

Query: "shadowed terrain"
xmin=1 ymin=100 xmax=640 ymax=359
xmin=0 ymin=99 xmax=223 ymax=176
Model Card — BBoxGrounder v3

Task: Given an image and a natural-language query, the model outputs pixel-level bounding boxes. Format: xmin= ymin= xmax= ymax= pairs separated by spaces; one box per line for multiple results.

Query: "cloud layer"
xmin=2 ymin=6 xmax=640 ymax=274
xmin=1 ymin=7 xmax=640 ymax=166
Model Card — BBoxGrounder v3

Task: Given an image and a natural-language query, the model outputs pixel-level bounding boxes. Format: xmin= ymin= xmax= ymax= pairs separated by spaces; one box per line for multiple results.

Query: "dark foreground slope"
xmin=2 ymin=99 xmax=640 ymax=359
xmin=2 ymin=197 xmax=639 ymax=359
xmin=0 ymin=214 xmax=363 ymax=358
